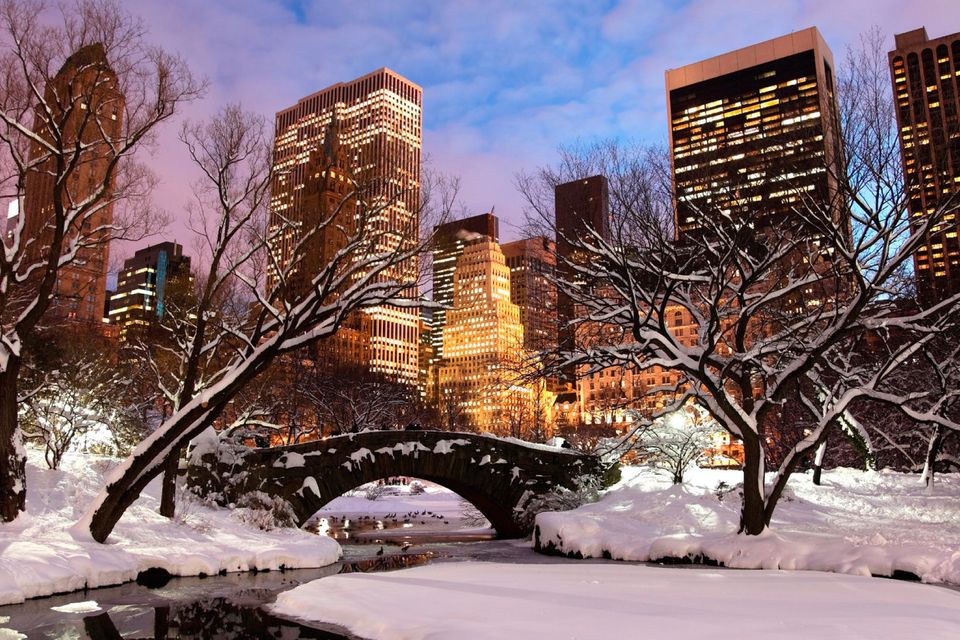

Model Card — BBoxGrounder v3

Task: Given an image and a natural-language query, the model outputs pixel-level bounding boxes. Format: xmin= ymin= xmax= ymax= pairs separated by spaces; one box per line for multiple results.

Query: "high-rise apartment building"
xmin=430 ymin=212 xmax=499 ymax=359
xmin=438 ymin=240 xmax=532 ymax=433
xmin=22 ymin=43 xmax=123 ymax=325
xmin=501 ymin=236 xmax=557 ymax=352
xmin=666 ymin=27 xmax=843 ymax=242
xmin=889 ymin=27 xmax=960 ymax=305
xmin=269 ymin=68 xmax=422 ymax=384
xmin=107 ymin=242 xmax=192 ymax=341
xmin=554 ymin=176 xmax=609 ymax=379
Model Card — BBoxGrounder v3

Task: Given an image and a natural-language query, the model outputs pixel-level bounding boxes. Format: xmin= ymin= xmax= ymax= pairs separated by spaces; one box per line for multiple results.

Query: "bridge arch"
xmin=187 ymin=430 xmax=612 ymax=538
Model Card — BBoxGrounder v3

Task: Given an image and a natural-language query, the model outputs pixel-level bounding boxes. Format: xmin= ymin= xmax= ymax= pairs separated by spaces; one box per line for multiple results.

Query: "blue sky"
xmin=128 ymin=0 xmax=960 ymax=249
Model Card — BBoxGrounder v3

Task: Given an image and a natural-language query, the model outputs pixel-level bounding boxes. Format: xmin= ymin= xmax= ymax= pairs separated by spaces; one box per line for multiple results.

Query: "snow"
xmin=375 ymin=442 xmax=431 ymax=457
xmin=431 ymin=438 xmax=470 ymax=454
xmin=270 ymin=561 xmax=960 ymax=639
xmin=49 ymin=601 xmax=101 ymax=614
xmin=297 ymin=476 xmax=320 ymax=498
xmin=536 ymin=466 xmax=960 ymax=584
xmin=273 ymin=452 xmax=306 ymax=469
xmin=349 ymin=447 xmax=375 ymax=463
xmin=478 ymin=432 xmax=580 ymax=454
xmin=0 ymin=450 xmax=341 ymax=606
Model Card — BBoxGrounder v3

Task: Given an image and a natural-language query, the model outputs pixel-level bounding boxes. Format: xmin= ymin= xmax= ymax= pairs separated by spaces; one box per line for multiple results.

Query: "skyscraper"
xmin=22 ymin=43 xmax=123 ymax=325
xmin=501 ymin=236 xmax=557 ymax=352
xmin=889 ymin=27 xmax=960 ymax=305
xmin=554 ymin=176 xmax=609 ymax=379
xmin=438 ymin=239 xmax=531 ymax=434
xmin=430 ymin=212 xmax=499 ymax=359
xmin=269 ymin=68 xmax=422 ymax=384
xmin=666 ymin=27 xmax=843 ymax=243
xmin=107 ymin=242 xmax=191 ymax=341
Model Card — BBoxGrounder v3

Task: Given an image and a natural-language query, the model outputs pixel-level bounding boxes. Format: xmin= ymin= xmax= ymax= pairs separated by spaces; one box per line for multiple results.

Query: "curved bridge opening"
xmin=188 ymin=430 xmax=611 ymax=539
xmin=305 ymin=477 xmax=493 ymax=542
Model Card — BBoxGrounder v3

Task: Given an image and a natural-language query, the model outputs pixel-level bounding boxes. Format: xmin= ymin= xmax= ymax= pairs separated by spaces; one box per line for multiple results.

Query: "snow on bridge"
xmin=187 ymin=430 xmax=616 ymax=538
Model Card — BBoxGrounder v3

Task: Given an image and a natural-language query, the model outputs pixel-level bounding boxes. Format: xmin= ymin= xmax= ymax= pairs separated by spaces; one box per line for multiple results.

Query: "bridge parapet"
xmin=187 ymin=430 xmax=616 ymax=538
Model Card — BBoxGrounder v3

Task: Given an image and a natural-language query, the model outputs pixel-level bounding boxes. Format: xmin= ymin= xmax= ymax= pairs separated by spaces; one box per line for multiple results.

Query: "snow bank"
xmin=270 ymin=561 xmax=960 ymax=639
xmin=536 ymin=466 xmax=960 ymax=584
xmin=0 ymin=450 xmax=341 ymax=606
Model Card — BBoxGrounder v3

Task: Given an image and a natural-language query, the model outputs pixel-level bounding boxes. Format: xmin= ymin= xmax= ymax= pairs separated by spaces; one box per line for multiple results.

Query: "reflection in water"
xmin=81 ymin=598 xmax=352 ymax=639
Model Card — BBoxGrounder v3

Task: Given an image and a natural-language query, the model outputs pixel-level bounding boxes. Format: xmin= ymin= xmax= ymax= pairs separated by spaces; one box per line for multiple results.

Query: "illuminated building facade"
xmin=555 ymin=176 xmax=610 ymax=380
xmin=889 ymin=27 xmax=960 ymax=305
xmin=501 ymin=236 xmax=557 ymax=352
xmin=577 ymin=306 xmax=696 ymax=425
xmin=666 ymin=27 xmax=843 ymax=242
xmin=438 ymin=240 xmax=532 ymax=434
xmin=430 ymin=212 xmax=499 ymax=359
xmin=107 ymin=242 xmax=191 ymax=341
xmin=269 ymin=68 xmax=422 ymax=384
xmin=22 ymin=43 xmax=123 ymax=325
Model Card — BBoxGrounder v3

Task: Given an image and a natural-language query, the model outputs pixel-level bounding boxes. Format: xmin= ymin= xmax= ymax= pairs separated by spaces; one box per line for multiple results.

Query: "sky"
xmin=116 ymin=0 xmax=960 ymax=260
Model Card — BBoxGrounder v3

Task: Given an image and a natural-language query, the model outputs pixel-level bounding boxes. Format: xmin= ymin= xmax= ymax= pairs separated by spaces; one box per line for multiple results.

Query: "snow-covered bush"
xmin=173 ymin=489 xmax=213 ymax=535
xmin=514 ymin=475 xmax=604 ymax=533
xmin=364 ymin=484 xmax=390 ymax=501
xmin=408 ymin=480 xmax=426 ymax=495
xmin=643 ymin=408 xmax=715 ymax=484
xmin=231 ymin=491 xmax=297 ymax=531
xmin=458 ymin=498 xmax=490 ymax=528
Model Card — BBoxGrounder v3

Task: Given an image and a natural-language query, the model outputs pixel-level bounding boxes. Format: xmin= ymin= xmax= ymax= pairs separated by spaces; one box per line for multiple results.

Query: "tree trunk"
xmin=921 ymin=425 xmax=945 ymax=493
xmin=159 ymin=446 xmax=181 ymax=518
xmin=0 ymin=364 xmax=26 ymax=522
xmin=738 ymin=434 xmax=767 ymax=535
xmin=812 ymin=434 xmax=828 ymax=486
xmin=85 ymin=352 xmax=275 ymax=542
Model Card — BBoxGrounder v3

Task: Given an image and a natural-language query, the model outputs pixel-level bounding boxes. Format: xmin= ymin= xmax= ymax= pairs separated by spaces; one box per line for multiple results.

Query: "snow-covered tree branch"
xmin=0 ymin=0 xmax=202 ymax=522
xmin=77 ymin=103 xmax=456 ymax=542
xmin=518 ymin=31 xmax=960 ymax=535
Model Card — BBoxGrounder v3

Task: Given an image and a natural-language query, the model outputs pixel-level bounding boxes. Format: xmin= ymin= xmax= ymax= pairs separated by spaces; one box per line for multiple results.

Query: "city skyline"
xmin=41 ymin=0 xmax=960 ymax=269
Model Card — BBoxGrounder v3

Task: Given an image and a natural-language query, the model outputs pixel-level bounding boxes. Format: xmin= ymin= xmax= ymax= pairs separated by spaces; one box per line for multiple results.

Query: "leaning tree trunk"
xmin=83 ymin=352 xmax=275 ymax=542
xmin=85 ymin=401 xmax=225 ymax=542
xmin=738 ymin=433 xmax=767 ymax=535
xmin=0 ymin=363 xmax=26 ymax=522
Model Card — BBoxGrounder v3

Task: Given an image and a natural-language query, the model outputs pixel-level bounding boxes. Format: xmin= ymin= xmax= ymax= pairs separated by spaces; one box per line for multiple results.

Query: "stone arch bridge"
xmin=187 ymin=430 xmax=615 ymax=538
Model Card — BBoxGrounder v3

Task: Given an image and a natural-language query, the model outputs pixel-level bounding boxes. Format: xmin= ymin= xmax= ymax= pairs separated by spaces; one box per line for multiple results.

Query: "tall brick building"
xmin=22 ymin=43 xmax=123 ymax=325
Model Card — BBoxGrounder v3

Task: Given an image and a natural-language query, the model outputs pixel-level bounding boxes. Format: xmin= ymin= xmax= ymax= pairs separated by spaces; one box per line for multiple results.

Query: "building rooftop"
xmin=665 ymin=26 xmax=832 ymax=91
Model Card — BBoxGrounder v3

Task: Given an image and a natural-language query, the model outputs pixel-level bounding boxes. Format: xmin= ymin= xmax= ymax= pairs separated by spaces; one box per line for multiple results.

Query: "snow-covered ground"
xmin=536 ymin=466 xmax=960 ymax=584
xmin=270 ymin=561 xmax=960 ymax=639
xmin=314 ymin=481 xmax=490 ymax=537
xmin=0 ymin=450 xmax=340 ymax=606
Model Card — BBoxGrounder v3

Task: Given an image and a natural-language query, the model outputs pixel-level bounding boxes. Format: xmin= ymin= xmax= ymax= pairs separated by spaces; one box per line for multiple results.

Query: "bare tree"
xmin=490 ymin=338 xmax=554 ymax=441
xmin=0 ymin=0 xmax=201 ymax=521
xmin=307 ymin=363 xmax=414 ymax=435
xmin=76 ymin=104 xmax=455 ymax=542
xmin=518 ymin=31 xmax=960 ymax=535
xmin=19 ymin=327 xmax=123 ymax=468
xmin=642 ymin=406 xmax=714 ymax=484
